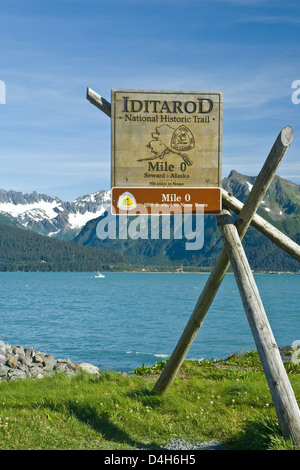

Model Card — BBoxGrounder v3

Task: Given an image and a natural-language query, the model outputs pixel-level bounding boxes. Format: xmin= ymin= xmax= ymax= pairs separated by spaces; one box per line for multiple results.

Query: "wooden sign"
xmin=111 ymin=89 xmax=223 ymax=189
xmin=111 ymin=187 xmax=221 ymax=215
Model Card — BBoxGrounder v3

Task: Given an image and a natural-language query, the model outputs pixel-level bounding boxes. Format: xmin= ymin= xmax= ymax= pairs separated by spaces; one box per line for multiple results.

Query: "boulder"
xmin=0 ymin=363 xmax=10 ymax=379
xmin=0 ymin=343 xmax=100 ymax=382
xmin=78 ymin=363 xmax=100 ymax=376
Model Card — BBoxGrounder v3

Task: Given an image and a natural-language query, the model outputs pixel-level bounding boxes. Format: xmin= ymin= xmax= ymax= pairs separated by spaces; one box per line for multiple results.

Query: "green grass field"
xmin=0 ymin=351 xmax=299 ymax=450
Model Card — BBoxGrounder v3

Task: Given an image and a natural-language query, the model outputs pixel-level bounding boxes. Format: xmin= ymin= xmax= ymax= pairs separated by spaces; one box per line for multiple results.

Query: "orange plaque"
xmin=111 ymin=187 xmax=221 ymax=215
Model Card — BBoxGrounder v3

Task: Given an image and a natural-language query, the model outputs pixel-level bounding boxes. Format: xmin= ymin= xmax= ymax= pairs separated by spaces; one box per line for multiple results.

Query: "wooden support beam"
xmin=222 ymin=189 xmax=300 ymax=262
xmin=217 ymin=209 xmax=300 ymax=447
xmin=86 ymin=87 xmax=111 ymax=117
xmin=152 ymin=126 xmax=294 ymax=395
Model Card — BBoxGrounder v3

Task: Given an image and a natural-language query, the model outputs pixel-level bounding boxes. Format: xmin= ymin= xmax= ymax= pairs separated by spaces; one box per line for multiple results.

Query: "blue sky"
xmin=0 ymin=0 xmax=300 ymax=200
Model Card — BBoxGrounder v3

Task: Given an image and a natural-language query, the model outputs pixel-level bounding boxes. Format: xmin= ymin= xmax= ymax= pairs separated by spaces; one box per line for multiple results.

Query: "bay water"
xmin=0 ymin=272 xmax=298 ymax=372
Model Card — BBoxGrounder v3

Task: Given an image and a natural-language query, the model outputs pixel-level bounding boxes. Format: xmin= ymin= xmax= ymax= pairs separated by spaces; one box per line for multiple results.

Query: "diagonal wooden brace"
xmin=218 ymin=209 xmax=300 ymax=447
xmin=152 ymin=126 xmax=294 ymax=394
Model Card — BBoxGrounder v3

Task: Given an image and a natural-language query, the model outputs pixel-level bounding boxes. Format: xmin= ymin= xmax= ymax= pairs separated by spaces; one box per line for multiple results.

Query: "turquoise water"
xmin=0 ymin=272 xmax=299 ymax=372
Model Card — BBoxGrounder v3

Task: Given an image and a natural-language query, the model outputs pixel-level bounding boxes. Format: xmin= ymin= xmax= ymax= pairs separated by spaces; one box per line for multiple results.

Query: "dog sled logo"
xmin=117 ymin=191 xmax=137 ymax=211
xmin=171 ymin=125 xmax=195 ymax=152
xmin=138 ymin=124 xmax=195 ymax=166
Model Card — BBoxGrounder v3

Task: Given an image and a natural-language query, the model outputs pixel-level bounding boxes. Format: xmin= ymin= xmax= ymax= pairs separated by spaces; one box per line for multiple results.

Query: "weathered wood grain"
xmin=86 ymin=87 xmax=112 ymax=117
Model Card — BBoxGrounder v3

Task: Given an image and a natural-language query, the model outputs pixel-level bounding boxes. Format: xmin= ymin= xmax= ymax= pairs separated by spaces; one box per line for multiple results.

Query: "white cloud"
xmin=237 ymin=15 xmax=300 ymax=24
xmin=215 ymin=0 xmax=268 ymax=3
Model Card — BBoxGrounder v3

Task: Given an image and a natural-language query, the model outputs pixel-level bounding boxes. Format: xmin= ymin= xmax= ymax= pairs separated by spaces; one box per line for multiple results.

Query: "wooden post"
xmin=217 ymin=209 xmax=300 ymax=447
xmin=222 ymin=189 xmax=300 ymax=262
xmin=152 ymin=126 xmax=294 ymax=395
xmin=86 ymin=87 xmax=112 ymax=117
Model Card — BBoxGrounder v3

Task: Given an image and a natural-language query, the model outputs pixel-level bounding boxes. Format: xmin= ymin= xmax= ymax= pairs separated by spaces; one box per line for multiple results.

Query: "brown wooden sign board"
xmin=111 ymin=89 xmax=223 ymax=189
xmin=111 ymin=187 xmax=221 ymax=215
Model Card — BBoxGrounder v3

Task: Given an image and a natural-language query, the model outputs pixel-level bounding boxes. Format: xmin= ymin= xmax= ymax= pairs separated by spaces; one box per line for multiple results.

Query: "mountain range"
xmin=0 ymin=188 xmax=110 ymax=240
xmin=0 ymin=170 xmax=299 ymax=272
xmin=73 ymin=171 xmax=300 ymax=272
xmin=0 ymin=189 xmax=124 ymax=271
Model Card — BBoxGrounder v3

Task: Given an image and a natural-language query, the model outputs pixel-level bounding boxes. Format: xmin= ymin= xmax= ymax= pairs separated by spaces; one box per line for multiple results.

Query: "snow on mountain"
xmin=67 ymin=208 xmax=106 ymax=230
xmin=0 ymin=188 xmax=111 ymax=240
xmin=0 ymin=200 xmax=60 ymax=220
xmin=223 ymin=170 xmax=300 ymax=223
xmin=244 ymin=181 xmax=253 ymax=193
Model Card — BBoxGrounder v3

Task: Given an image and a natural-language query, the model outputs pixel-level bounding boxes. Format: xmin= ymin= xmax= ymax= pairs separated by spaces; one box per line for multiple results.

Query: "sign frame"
xmin=111 ymin=89 xmax=223 ymax=190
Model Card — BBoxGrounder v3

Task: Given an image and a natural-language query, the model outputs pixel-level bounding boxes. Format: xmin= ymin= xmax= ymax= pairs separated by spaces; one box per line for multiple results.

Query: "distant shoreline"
xmin=0 ymin=269 xmax=298 ymax=274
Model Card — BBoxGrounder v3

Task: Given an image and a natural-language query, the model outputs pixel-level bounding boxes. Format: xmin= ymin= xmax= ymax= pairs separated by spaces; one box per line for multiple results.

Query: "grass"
xmin=0 ymin=351 xmax=299 ymax=450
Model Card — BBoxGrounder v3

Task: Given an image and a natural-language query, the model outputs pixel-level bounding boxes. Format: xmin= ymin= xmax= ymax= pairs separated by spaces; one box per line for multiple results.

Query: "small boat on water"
xmin=94 ymin=272 xmax=105 ymax=278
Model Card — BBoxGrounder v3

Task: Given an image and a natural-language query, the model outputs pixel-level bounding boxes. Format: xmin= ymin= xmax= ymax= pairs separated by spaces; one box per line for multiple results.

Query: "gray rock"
xmin=0 ymin=344 xmax=6 ymax=365
xmin=43 ymin=354 xmax=56 ymax=371
xmin=78 ymin=363 xmax=100 ymax=376
xmin=0 ymin=363 xmax=10 ymax=379
xmin=19 ymin=357 xmax=35 ymax=368
xmin=4 ymin=344 xmax=12 ymax=355
xmin=25 ymin=347 xmax=35 ymax=359
xmin=158 ymin=438 xmax=223 ymax=450
xmin=54 ymin=362 xmax=71 ymax=373
xmin=34 ymin=353 xmax=45 ymax=364
xmin=7 ymin=369 xmax=27 ymax=381
xmin=6 ymin=355 xmax=19 ymax=369
xmin=12 ymin=345 xmax=25 ymax=359
xmin=279 ymin=344 xmax=300 ymax=364
xmin=0 ymin=343 xmax=101 ymax=382
xmin=29 ymin=365 xmax=46 ymax=378
xmin=54 ymin=358 xmax=76 ymax=374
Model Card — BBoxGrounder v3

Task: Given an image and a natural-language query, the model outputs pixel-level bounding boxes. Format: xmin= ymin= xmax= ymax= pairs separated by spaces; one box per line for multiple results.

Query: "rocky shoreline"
xmin=0 ymin=343 xmax=298 ymax=383
xmin=0 ymin=343 xmax=100 ymax=382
